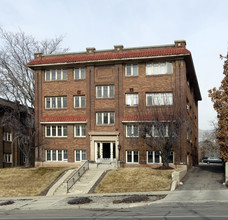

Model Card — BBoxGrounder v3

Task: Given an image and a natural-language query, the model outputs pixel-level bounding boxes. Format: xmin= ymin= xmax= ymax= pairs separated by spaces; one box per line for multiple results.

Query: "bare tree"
xmin=199 ymin=127 xmax=220 ymax=160
xmin=128 ymin=98 xmax=185 ymax=168
xmin=0 ymin=27 xmax=69 ymax=167
xmin=1 ymin=102 xmax=34 ymax=167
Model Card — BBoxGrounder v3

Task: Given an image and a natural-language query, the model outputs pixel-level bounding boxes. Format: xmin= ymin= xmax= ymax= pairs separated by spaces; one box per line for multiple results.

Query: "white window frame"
xmin=3 ymin=154 xmax=12 ymax=163
xmin=126 ymin=151 xmax=139 ymax=164
xmin=146 ymin=93 xmax=173 ymax=106
xmin=96 ymin=85 xmax=114 ymax=98
xmin=74 ymin=125 xmax=86 ymax=137
xmin=46 ymin=150 xmax=68 ymax=162
xmin=45 ymin=125 xmax=67 ymax=137
xmin=74 ymin=67 xmax=85 ymax=80
xmin=45 ymin=96 xmax=67 ymax=109
xmin=3 ymin=132 xmax=12 ymax=142
xmin=146 ymin=125 xmax=169 ymax=137
xmin=45 ymin=69 xmax=67 ymax=81
xmin=126 ymin=94 xmax=138 ymax=106
xmin=75 ymin=150 xmax=87 ymax=162
xmin=125 ymin=64 xmax=138 ymax=76
xmin=146 ymin=62 xmax=173 ymax=75
xmin=126 ymin=125 xmax=139 ymax=137
xmin=146 ymin=151 xmax=174 ymax=164
xmin=74 ymin=96 xmax=86 ymax=108
xmin=153 ymin=124 xmax=169 ymax=137
xmin=96 ymin=112 xmax=115 ymax=125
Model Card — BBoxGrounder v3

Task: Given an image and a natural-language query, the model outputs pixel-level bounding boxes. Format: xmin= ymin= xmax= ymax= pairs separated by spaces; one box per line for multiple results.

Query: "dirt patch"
xmin=113 ymin=195 xmax=149 ymax=204
xmin=0 ymin=200 xmax=14 ymax=206
xmin=68 ymin=197 xmax=92 ymax=205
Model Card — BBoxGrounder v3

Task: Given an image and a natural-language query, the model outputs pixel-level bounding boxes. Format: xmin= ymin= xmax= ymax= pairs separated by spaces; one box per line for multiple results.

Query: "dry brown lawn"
xmin=95 ymin=168 xmax=173 ymax=193
xmin=0 ymin=167 xmax=69 ymax=197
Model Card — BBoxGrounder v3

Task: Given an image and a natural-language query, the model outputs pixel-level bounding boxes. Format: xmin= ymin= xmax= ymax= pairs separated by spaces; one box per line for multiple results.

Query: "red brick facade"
xmin=0 ymin=98 xmax=26 ymax=168
xmin=28 ymin=40 xmax=201 ymax=168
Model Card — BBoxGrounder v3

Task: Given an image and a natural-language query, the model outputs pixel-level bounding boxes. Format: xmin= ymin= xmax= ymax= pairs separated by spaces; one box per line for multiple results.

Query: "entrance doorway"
xmin=103 ymin=143 xmax=111 ymax=158
xmin=95 ymin=142 xmax=116 ymax=163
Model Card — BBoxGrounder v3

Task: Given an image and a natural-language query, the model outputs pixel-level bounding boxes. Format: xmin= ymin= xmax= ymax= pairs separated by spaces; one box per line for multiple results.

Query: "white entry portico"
xmin=88 ymin=131 xmax=120 ymax=163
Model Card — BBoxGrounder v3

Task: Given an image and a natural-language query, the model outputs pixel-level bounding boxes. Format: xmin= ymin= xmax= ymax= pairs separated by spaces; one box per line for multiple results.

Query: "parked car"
xmin=203 ymin=157 xmax=223 ymax=164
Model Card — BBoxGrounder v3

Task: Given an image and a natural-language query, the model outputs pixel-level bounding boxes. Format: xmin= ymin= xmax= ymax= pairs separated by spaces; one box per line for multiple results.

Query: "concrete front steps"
xmin=47 ymin=162 xmax=116 ymax=196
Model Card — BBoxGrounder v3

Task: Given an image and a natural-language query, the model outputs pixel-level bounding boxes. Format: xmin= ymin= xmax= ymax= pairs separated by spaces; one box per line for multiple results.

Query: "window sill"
xmin=96 ymin=124 xmax=115 ymax=126
xmin=125 ymin=105 xmax=139 ymax=108
xmin=125 ymin=75 xmax=138 ymax=78
xmin=126 ymin=136 xmax=139 ymax=138
xmin=74 ymin=79 xmax=86 ymax=81
xmin=146 ymin=73 xmax=172 ymax=77
xmin=45 ymin=108 xmax=68 ymax=110
xmin=45 ymin=80 xmax=68 ymax=82
xmin=96 ymin=98 xmax=115 ymax=100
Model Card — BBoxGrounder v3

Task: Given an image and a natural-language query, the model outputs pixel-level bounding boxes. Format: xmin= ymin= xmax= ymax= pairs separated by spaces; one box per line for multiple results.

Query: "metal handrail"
xmin=66 ymin=160 xmax=89 ymax=193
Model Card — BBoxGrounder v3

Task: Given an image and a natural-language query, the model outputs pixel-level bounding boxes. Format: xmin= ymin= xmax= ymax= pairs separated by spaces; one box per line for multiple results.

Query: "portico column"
xmin=100 ymin=143 xmax=103 ymax=159
xmin=110 ymin=143 xmax=113 ymax=161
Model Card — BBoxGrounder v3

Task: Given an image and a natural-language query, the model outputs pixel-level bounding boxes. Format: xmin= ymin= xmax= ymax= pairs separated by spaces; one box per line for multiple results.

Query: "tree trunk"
xmin=24 ymin=155 xmax=31 ymax=168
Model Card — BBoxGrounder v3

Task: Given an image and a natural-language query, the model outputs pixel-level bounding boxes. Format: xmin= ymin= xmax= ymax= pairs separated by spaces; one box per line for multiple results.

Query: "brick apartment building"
xmin=27 ymin=40 xmax=201 ymax=168
xmin=0 ymin=98 xmax=26 ymax=168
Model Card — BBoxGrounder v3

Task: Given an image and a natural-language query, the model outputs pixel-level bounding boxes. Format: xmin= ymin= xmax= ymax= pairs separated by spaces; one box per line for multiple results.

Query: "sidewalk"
xmin=0 ymin=191 xmax=170 ymax=211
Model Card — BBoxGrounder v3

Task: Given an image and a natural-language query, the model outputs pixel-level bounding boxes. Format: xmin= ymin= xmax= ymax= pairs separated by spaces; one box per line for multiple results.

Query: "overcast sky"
xmin=0 ymin=0 xmax=227 ymax=130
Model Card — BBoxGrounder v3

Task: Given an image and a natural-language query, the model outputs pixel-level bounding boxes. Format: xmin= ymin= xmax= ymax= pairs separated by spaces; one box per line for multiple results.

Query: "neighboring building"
xmin=198 ymin=129 xmax=220 ymax=161
xmin=27 ymin=40 xmax=201 ymax=168
xmin=0 ymin=98 xmax=26 ymax=168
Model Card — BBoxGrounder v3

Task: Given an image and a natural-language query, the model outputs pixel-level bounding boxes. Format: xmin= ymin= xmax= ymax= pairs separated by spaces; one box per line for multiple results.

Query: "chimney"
xmin=114 ymin=45 xmax=124 ymax=52
xmin=86 ymin=47 xmax=96 ymax=54
xmin=34 ymin=52 xmax=43 ymax=59
xmin=174 ymin=40 xmax=186 ymax=48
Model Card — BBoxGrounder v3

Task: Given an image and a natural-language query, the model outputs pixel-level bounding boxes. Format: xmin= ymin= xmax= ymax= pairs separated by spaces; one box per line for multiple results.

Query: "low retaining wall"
xmin=171 ymin=166 xmax=187 ymax=191
xmin=225 ymin=162 xmax=228 ymax=185
xmin=35 ymin=161 xmax=80 ymax=168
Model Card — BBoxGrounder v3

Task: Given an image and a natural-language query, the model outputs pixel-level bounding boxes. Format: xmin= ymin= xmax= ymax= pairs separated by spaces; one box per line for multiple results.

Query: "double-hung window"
xmin=96 ymin=112 xmax=115 ymax=125
xmin=147 ymin=151 xmax=174 ymax=164
xmin=45 ymin=96 xmax=67 ymax=109
xmin=3 ymin=154 xmax=12 ymax=163
xmin=96 ymin=85 xmax=114 ymax=98
xmin=45 ymin=69 xmax=67 ymax=81
xmin=126 ymin=125 xmax=139 ymax=137
xmin=125 ymin=64 xmax=138 ymax=76
xmin=126 ymin=94 xmax=138 ymax=106
xmin=74 ymin=96 xmax=86 ymax=108
xmin=74 ymin=125 xmax=86 ymax=137
xmin=146 ymin=62 xmax=173 ymax=75
xmin=74 ymin=68 xmax=85 ymax=80
xmin=3 ymin=132 xmax=12 ymax=142
xmin=126 ymin=151 xmax=139 ymax=163
xmin=46 ymin=150 xmax=68 ymax=162
xmin=146 ymin=93 xmax=173 ymax=106
xmin=45 ymin=125 xmax=67 ymax=137
xmin=146 ymin=124 xmax=168 ymax=137
xmin=75 ymin=150 xmax=86 ymax=162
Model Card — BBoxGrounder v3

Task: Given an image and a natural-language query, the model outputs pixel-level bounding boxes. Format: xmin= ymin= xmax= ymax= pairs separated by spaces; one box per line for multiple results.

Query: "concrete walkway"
xmin=48 ymin=163 xmax=116 ymax=196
